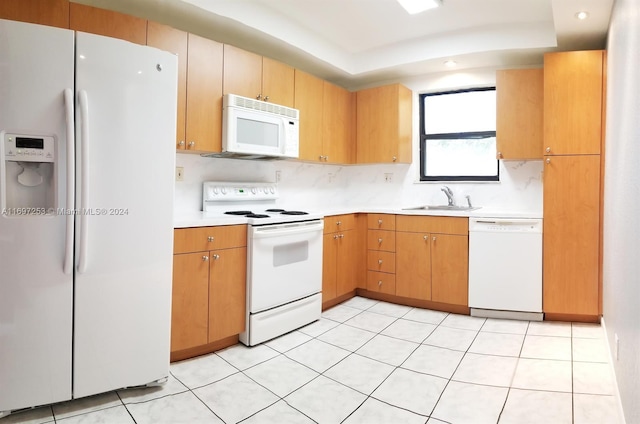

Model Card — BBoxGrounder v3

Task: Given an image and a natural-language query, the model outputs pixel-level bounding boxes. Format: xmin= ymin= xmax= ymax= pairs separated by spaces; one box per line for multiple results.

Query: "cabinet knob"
xmin=392 ymin=156 xmax=397 ymax=162
xmin=319 ymin=155 xmax=324 ymax=160
xmin=378 ymin=238 xmax=383 ymax=244
xmin=497 ymin=151 xmax=503 ymax=159
xmin=256 ymin=94 xmax=262 ymax=100
xmin=546 ymin=158 xmax=551 ymax=164
xmin=378 ymin=219 xmax=383 ymax=225
xmin=336 ymin=221 xmax=342 ymax=226
xmin=188 ymin=141 xmax=195 ymax=147
xmin=207 ymin=236 xmax=214 ymax=242
xmin=546 ymin=147 xmax=551 ymax=153
xmin=264 ymin=95 xmax=269 ymax=102
xmin=378 ymin=259 xmax=383 ymax=265
xmin=423 ymin=235 xmax=428 ymax=240
xmin=202 ymin=255 xmax=209 ymax=261
xmin=212 ymin=254 xmax=220 ymax=260
xmin=339 ymin=234 xmax=344 ymax=239
xmin=433 ymin=236 xmax=437 ymax=242
xmin=324 ymin=156 xmax=328 ymax=161
xmin=378 ymin=280 xmax=383 ymax=287
xmin=178 ymin=140 xmax=185 ymax=147
xmin=333 ymin=235 xmax=339 ymax=240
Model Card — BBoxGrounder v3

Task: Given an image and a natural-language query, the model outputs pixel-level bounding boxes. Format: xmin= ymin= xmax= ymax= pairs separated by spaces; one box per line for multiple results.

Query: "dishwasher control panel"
xmin=469 ymin=218 xmax=542 ymax=233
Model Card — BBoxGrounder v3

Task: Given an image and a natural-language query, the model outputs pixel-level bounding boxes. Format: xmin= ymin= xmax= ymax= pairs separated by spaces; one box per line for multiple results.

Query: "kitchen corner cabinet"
xmin=396 ymin=216 xmax=469 ymax=306
xmin=69 ymin=3 xmax=147 ymax=45
xmin=322 ymin=214 xmax=362 ymax=305
xmin=366 ymin=214 xmax=397 ymax=295
xmin=0 ymin=0 xmax=69 ymax=28
xmin=356 ymin=84 xmax=412 ymax=164
xmin=223 ymin=45 xmax=295 ymax=107
xmin=172 ymin=225 xmax=247 ymax=354
xmin=496 ymin=68 xmax=543 ymax=160
xmin=543 ymin=50 xmax=604 ymax=156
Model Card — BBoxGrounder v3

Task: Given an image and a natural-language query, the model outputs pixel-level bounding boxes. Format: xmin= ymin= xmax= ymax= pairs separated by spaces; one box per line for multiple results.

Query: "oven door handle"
xmin=252 ymin=221 xmax=324 ymax=238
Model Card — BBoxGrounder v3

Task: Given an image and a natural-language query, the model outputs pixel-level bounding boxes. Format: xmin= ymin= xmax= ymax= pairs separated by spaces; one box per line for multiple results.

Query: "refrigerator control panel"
xmin=4 ymin=134 xmax=55 ymax=163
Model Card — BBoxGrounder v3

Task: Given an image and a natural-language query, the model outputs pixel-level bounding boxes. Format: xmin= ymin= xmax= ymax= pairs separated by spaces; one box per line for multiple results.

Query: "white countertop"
xmin=174 ymin=207 xmax=542 ymax=228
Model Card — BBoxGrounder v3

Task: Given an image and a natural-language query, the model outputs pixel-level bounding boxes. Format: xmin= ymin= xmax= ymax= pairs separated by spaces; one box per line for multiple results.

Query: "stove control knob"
xmin=251 ymin=187 xmax=257 ymax=194
xmin=269 ymin=187 xmax=275 ymax=194
xmin=221 ymin=187 xmax=227 ymax=195
xmin=212 ymin=187 xmax=219 ymax=195
xmin=263 ymin=187 xmax=269 ymax=194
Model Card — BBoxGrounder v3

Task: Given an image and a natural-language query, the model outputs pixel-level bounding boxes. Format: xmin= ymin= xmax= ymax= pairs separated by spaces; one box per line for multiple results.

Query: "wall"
xmin=602 ymin=0 xmax=640 ymax=422
xmin=175 ymin=69 xmax=543 ymax=216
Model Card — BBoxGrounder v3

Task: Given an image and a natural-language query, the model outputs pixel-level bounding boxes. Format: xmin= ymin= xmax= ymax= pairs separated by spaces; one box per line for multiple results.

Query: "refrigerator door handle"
xmin=77 ymin=89 xmax=89 ymax=274
xmin=63 ymin=89 xmax=75 ymax=275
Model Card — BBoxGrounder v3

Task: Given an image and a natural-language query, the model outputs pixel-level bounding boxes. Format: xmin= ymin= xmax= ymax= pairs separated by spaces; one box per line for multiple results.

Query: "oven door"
xmin=247 ymin=219 xmax=323 ymax=313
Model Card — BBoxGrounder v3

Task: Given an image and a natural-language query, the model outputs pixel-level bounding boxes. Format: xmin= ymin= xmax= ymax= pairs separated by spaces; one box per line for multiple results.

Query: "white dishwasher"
xmin=468 ymin=217 xmax=543 ymax=321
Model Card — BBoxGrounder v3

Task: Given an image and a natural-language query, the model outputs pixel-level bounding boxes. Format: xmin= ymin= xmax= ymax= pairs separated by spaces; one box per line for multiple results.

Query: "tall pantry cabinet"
xmin=542 ymin=50 xmax=605 ymax=319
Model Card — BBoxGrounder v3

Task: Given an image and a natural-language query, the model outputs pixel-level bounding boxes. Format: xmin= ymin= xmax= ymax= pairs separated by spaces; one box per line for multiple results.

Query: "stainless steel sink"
xmin=402 ymin=205 xmax=482 ymax=211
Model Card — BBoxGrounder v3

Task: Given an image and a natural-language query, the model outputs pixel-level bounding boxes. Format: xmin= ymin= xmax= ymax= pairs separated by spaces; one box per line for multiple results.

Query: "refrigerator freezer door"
xmin=0 ymin=20 xmax=74 ymax=412
xmin=73 ymin=32 xmax=177 ymax=398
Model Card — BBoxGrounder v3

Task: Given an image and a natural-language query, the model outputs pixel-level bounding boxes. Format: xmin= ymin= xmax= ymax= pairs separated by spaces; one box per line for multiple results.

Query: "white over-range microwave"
xmin=215 ymin=93 xmax=300 ymax=159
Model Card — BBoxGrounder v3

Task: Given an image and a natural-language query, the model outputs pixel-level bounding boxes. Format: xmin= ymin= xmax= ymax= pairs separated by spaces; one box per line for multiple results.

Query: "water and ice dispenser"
xmin=2 ymin=133 xmax=56 ymax=213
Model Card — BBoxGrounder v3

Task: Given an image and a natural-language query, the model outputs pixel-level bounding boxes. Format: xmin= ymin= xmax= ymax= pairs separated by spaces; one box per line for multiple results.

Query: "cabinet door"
xmin=543 ymin=155 xmax=600 ymax=315
xmin=209 ymin=247 xmax=247 ymax=341
xmin=171 ymin=253 xmax=209 ymax=352
xmin=367 ymin=271 xmax=396 ymax=295
xmin=69 ymin=3 xmax=147 ymax=45
xmin=323 ymin=82 xmax=354 ymax=164
xmin=431 ymin=234 xmax=468 ymax=306
xmin=544 ymin=51 xmax=604 ymax=155
xmin=146 ymin=22 xmax=188 ymax=150
xmin=294 ymin=69 xmax=324 ymax=161
xmin=262 ymin=57 xmax=294 ymax=107
xmin=496 ymin=68 xmax=543 ymax=160
xmin=322 ymin=233 xmax=338 ymax=302
xmin=185 ymin=34 xmax=223 ymax=152
xmin=396 ymin=232 xmax=431 ymax=300
xmin=0 ymin=0 xmax=69 ymax=28
xmin=336 ymin=230 xmax=359 ymax=297
xmin=223 ymin=45 xmax=262 ymax=100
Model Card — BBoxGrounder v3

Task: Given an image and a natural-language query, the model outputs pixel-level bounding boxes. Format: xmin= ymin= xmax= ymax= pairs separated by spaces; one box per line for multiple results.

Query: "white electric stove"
xmin=202 ymin=182 xmax=324 ymax=346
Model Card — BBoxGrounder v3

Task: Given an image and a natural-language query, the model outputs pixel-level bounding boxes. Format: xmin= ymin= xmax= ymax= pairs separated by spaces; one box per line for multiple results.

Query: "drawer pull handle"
xmin=378 ymin=219 xmax=383 ymax=225
xmin=378 ymin=280 xmax=382 ymax=287
xmin=207 ymin=236 xmax=214 ymax=242
xmin=378 ymin=259 xmax=383 ymax=265
xmin=202 ymin=255 xmax=209 ymax=261
xmin=378 ymin=238 xmax=383 ymax=244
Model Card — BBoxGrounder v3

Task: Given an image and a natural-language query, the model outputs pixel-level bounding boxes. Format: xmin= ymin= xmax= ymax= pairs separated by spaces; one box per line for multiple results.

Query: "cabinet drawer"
xmin=367 ymin=230 xmax=396 ymax=252
xmin=396 ymin=215 xmax=468 ymax=235
xmin=324 ymin=214 xmax=355 ymax=233
xmin=367 ymin=250 xmax=395 ymax=273
xmin=174 ymin=225 xmax=247 ymax=253
xmin=368 ymin=214 xmax=396 ymax=230
xmin=367 ymin=271 xmax=396 ymax=295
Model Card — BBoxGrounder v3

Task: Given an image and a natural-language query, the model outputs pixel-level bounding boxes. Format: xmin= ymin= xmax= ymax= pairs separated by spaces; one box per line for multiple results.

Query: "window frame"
xmin=419 ymin=87 xmax=499 ymax=182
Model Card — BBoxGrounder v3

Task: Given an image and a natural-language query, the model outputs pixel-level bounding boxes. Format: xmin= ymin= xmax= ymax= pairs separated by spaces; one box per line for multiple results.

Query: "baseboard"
xmin=600 ymin=317 xmax=627 ymax=424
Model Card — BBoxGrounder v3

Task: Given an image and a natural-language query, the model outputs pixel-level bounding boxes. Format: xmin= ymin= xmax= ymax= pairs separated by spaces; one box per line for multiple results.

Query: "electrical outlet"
xmin=175 ymin=166 xmax=184 ymax=182
xmin=384 ymin=173 xmax=393 ymax=182
xmin=615 ymin=333 xmax=619 ymax=360
xmin=275 ymin=170 xmax=281 ymax=182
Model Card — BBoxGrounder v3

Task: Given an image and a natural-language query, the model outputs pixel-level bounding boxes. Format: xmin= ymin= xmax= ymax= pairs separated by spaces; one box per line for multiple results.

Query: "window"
xmin=419 ymin=88 xmax=498 ymax=182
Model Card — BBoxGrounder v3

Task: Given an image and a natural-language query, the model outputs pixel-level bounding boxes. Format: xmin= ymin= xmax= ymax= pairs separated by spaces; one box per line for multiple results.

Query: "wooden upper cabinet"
xmin=294 ymin=69 xmax=324 ymax=162
xmin=323 ymin=82 xmax=355 ymax=164
xmin=543 ymin=50 xmax=604 ymax=155
xmin=356 ymin=83 xmax=412 ymax=164
xmin=185 ymin=34 xmax=223 ymax=153
xmin=223 ymin=46 xmax=294 ymax=107
xmin=262 ymin=57 xmax=295 ymax=108
xmin=69 ymin=3 xmax=147 ymax=45
xmin=543 ymin=155 xmax=600 ymax=316
xmin=146 ymin=22 xmax=188 ymax=150
xmin=0 ymin=0 xmax=69 ymax=28
xmin=496 ymin=68 xmax=543 ymax=160
xmin=223 ymin=45 xmax=262 ymax=100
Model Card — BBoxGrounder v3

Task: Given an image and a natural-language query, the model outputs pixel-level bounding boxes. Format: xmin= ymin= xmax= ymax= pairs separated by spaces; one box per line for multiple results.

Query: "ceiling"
xmin=79 ymin=0 xmax=614 ymax=90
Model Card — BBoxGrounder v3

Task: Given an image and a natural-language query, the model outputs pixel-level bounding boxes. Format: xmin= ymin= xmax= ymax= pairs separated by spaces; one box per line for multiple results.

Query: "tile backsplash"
xmin=174 ymin=153 xmax=543 ymax=215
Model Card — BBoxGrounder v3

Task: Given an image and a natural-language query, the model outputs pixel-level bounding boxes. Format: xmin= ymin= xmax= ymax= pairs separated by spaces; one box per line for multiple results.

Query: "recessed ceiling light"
xmin=397 ymin=0 xmax=442 ymax=15
xmin=444 ymin=60 xmax=457 ymax=68
xmin=575 ymin=11 xmax=590 ymax=20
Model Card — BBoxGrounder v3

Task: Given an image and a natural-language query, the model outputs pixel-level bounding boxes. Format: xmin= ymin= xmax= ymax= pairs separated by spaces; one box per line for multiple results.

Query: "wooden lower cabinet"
xmin=543 ymin=155 xmax=600 ymax=316
xmin=171 ymin=252 xmax=209 ymax=351
xmin=431 ymin=234 xmax=469 ymax=306
xmin=322 ymin=233 xmax=338 ymax=301
xmin=367 ymin=271 xmax=396 ymax=295
xmin=171 ymin=225 xmax=247 ymax=358
xmin=396 ymin=232 xmax=431 ymax=300
xmin=209 ymin=247 xmax=247 ymax=341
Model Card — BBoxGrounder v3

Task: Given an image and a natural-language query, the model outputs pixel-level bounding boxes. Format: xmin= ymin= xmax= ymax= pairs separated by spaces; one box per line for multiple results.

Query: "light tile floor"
xmin=2 ymin=297 xmax=623 ymax=424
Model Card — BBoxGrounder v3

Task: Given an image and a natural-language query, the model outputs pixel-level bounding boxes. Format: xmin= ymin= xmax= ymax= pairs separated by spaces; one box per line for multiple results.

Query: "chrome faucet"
xmin=465 ymin=195 xmax=473 ymax=208
xmin=441 ymin=186 xmax=455 ymax=206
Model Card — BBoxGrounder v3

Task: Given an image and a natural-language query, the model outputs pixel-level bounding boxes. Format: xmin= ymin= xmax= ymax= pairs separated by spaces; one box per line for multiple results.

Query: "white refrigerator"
xmin=0 ymin=19 xmax=177 ymax=415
